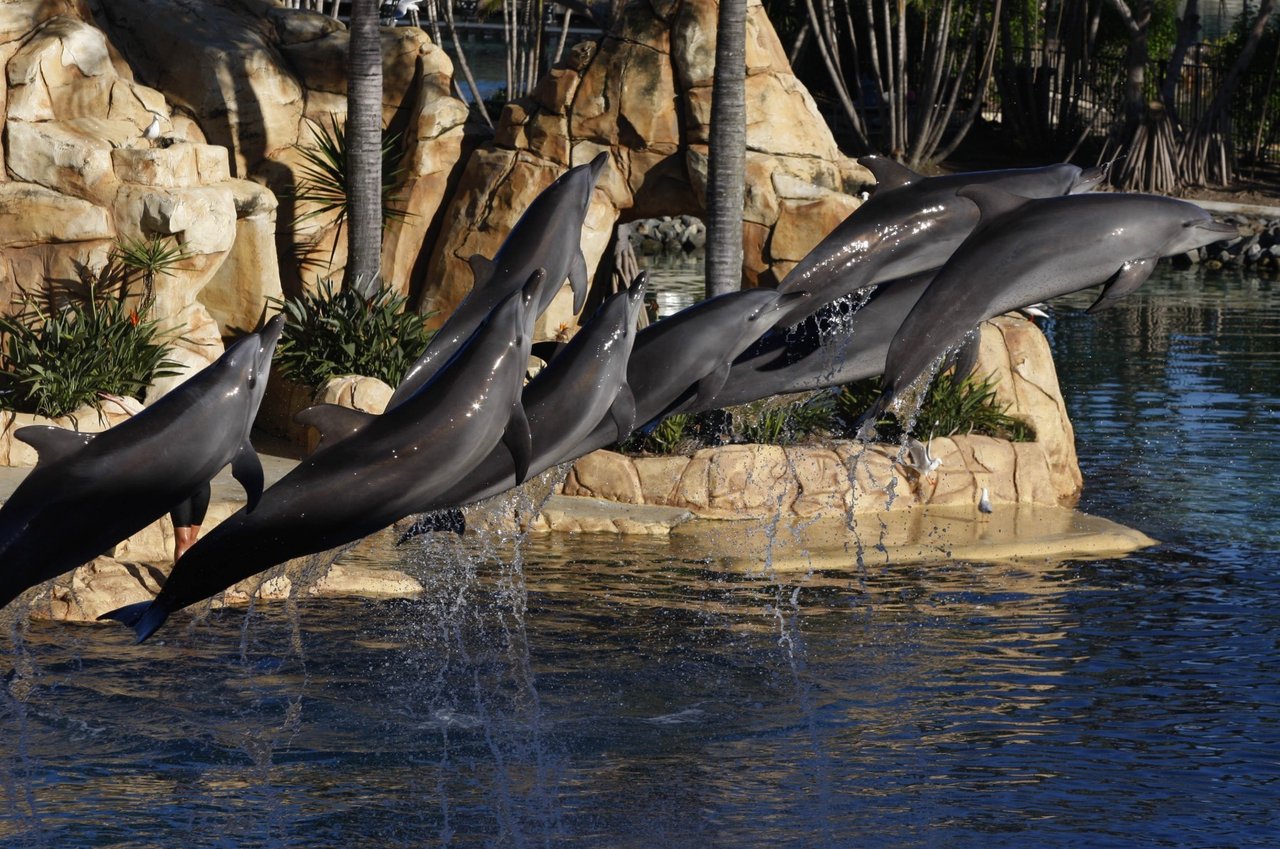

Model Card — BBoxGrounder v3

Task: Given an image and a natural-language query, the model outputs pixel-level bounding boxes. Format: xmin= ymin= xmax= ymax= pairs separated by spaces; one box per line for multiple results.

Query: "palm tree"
xmin=345 ymin=0 xmax=384 ymax=297
xmin=704 ymin=0 xmax=747 ymax=298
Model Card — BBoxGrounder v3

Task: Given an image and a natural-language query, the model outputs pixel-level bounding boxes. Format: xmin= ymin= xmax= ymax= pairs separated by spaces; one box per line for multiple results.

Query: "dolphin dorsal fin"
xmin=294 ymin=404 xmax=377 ymax=452
xmin=14 ymin=426 xmax=94 ymax=466
xmin=956 ymin=184 xmax=1032 ymax=225
xmin=468 ymin=254 xmax=496 ymax=289
xmin=858 ymin=156 xmax=920 ymax=192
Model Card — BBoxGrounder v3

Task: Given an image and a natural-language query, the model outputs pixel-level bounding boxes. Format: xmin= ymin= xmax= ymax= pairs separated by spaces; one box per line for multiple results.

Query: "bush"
xmin=272 ymin=278 xmax=434 ymax=389
xmin=837 ymin=371 xmax=1035 ymax=442
xmin=0 ymin=262 xmax=181 ymax=419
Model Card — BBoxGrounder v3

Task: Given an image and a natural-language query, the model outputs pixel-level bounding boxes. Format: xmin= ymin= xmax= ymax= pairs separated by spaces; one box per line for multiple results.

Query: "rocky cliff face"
xmin=418 ymin=0 xmax=873 ymax=338
xmin=2 ymin=0 xmax=470 ymax=389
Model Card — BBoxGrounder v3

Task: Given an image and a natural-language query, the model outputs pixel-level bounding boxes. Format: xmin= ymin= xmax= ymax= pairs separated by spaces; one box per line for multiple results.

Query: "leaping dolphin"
xmin=400 ymin=273 xmax=649 ymax=538
xmin=108 ymin=273 xmax=543 ymax=642
xmin=772 ymin=157 xmax=1105 ymax=328
xmin=868 ymin=189 xmax=1236 ymax=421
xmin=0 ymin=315 xmax=284 ymax=610
xmin=560 ymin=288 xmax=808 ymax=464
xmin=392 ymin=152 xmax=609 ymax=408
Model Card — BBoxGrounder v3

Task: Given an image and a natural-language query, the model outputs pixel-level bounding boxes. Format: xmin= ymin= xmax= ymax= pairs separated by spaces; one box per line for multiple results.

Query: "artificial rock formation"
xmin=419 ymin=0 xmax=872 ymax=337
xmin=1 ymin=0 xmax=265 ymax=385
xmin=91 ymin=0 xmax=471 ymax=300
xmin=561 ymin=314 xmax=1083 ymax=519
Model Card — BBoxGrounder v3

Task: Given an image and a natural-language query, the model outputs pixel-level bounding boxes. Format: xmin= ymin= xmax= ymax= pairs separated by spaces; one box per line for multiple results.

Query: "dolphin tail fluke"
xmin=505 ymin=402 xmax=533 ymax=485
xmin=99 ymin=599 xmax=170 ymax=643
xmin=1087 ymin=257 xmax=1157 ymax=313
xmin=97 ymin=601 xmax=150 ymax=628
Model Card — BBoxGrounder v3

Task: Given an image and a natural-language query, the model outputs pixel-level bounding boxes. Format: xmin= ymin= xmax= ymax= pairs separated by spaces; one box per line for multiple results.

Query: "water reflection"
xmin=1 ymin=267 xmax=1278 ymax=848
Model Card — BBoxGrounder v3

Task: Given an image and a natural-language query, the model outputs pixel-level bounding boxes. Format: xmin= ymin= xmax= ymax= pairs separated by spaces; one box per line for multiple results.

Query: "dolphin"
xmin=772 ymin=157 xmax=1105 ymax=327
xmin=391 ymin=152 xmax=609 ymax=408
xmin=108 ymin=273 xmax=542 ymax=642
xmin=869 ymin=188 xmax=1236 ymax=420
xmin=687 ymin=270 xmax=938 ymax=412
xmin=399 ymin=273 xmax=648 ymax=538
xmin=557 ymin=287 xmax=808 ymax=465
xmin=0 ymin=315 xmax=284 ymax=610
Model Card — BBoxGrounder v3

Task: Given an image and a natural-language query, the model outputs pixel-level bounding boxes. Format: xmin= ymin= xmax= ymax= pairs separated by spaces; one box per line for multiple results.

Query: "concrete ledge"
xmin=670 ymin=504 xmax=1158 ymax=569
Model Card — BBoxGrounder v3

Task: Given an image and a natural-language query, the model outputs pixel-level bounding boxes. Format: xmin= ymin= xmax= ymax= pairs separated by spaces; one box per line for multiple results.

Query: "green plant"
xmin=838 ymin=371 xmax=1035 ymax=443
xmin=729 ymin=392 xmax=839 ymax=445
xmin=0 ymin=261 xmax=181 ymax=419
xmin=271 ymin=278 xmax=434 ymax=388
xmin=292 ymin=115 xmax=409 ymax=236
xmin=110 ymin=235 xmax=190 ymax=307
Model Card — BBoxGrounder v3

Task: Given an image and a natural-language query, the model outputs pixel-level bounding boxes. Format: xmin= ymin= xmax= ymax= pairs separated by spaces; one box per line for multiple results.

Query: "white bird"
xmin=905 ymin=437 xmax=942 ymax=477
xmin=395 ymin=0 xmax=420 ymax=24
xmin=978 ymin=487 xmax=993 ymax=514
xmin=141 ymin=110 xmax=166 ymax=143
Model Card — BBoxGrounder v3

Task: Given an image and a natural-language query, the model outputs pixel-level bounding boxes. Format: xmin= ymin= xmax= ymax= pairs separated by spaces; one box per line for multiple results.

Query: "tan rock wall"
xmin=562 ymin=314 xmax=1083 ymax=518
xmin=420 ymin=0 xmax=874 ymax=335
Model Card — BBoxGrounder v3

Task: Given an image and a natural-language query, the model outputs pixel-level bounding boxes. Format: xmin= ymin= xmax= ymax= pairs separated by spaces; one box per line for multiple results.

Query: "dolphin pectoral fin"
xmin=231 ymin=440 xmax=265 ymax=512
xmin=294 ymin=404 xmax=377 ymax=451
xmin=569 ymin=251 xmax=589 ymax=315
xmin=609 ymin=383 xmax=637 ymax=443
xmin=694 ymin=363 xmax=732 ymax=410
xmin=504 ymin=402 xmax=533 ymax=485
xmin=857 ymin=156 xmax=919 ymax=192
xmin=15 ymin=426 xmax=95 ymax=466
xmin=1087 ymin=257 xmax=1157 ymax=313
xmin=468 ymin=254 xmax=496 ymax=289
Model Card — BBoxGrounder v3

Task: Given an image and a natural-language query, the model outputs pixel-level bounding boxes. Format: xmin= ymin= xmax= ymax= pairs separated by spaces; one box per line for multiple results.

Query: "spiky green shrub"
xmin=111 ymin=235 xmax=190 ymax=306
xmin=292 ymin=117 xmax=408 ymax=228
xmin=837 ymin=371 xmax=1035 ymax=442
xmin=0 ymin=262 xmax=180 ymax=419
xmin=730 ymin=392 xmax=838 ymax=445
xmin=271 ymin=278 xmax=433 ymax=388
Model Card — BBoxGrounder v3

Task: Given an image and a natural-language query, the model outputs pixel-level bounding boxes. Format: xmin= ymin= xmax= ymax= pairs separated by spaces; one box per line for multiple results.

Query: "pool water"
xmin=2 ymin=266 xmax=1278 ymax=848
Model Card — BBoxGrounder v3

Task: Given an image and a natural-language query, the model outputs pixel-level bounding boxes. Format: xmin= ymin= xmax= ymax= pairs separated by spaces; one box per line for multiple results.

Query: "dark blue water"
xmin=2 ymin=267 xmax=1278 ymax=848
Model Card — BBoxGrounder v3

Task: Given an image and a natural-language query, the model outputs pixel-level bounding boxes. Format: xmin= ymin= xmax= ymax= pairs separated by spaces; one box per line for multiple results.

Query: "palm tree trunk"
xmin=704 ymin=0 xmax=747 ymax=298
xmin=345 ymin=0 xmax=383 ymax=297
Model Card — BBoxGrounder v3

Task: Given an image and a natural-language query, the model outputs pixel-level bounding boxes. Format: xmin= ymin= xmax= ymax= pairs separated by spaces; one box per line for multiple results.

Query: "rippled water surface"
xmin=2 ymin=267 xmax=1278 ymax=848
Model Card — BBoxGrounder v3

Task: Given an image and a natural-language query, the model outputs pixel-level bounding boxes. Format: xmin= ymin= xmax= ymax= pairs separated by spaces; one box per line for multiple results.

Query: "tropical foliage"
xmin=270 ymin=278 xmax=434 ymax=388
xmin=0 ymin=259 xmax=181 ymax=419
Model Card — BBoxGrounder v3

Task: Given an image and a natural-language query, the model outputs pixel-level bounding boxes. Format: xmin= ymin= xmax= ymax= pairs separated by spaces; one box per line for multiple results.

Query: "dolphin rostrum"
xmin=773 ymin=157 xmax=1105 ymax=327
xmin=392 ymin=152 xmax=609 ymax=408
xmin=869 ymin=189 xmax=1236 ymax=420
xmin=108 ymin=273 xmax=542 ymax=641
xmin=0 ymin=315 xmax=284 ymax=610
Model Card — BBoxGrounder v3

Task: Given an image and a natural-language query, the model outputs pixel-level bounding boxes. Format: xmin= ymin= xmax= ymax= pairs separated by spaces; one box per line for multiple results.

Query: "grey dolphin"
xmin=688 ymin=270 xmax=938 ymax=411
xmin=560 ymin=288 xmax=808 ymax=464
xmin=399 ymin=272 xmax=649 ymax=541
xmin=0 ymin=315 xmax=284 ymax=610
xmin=870 ymin=189 xmax=1235 ymax=419
xmin=110 ymin=274 xmax=541 ymax=641
xmin=391 ymin=152 xmax=609 ymax=408
xmin=773 ymin=157 xmax=1104 ymax=327
xmin=425 ymin=271 xmax=648 ymax=511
